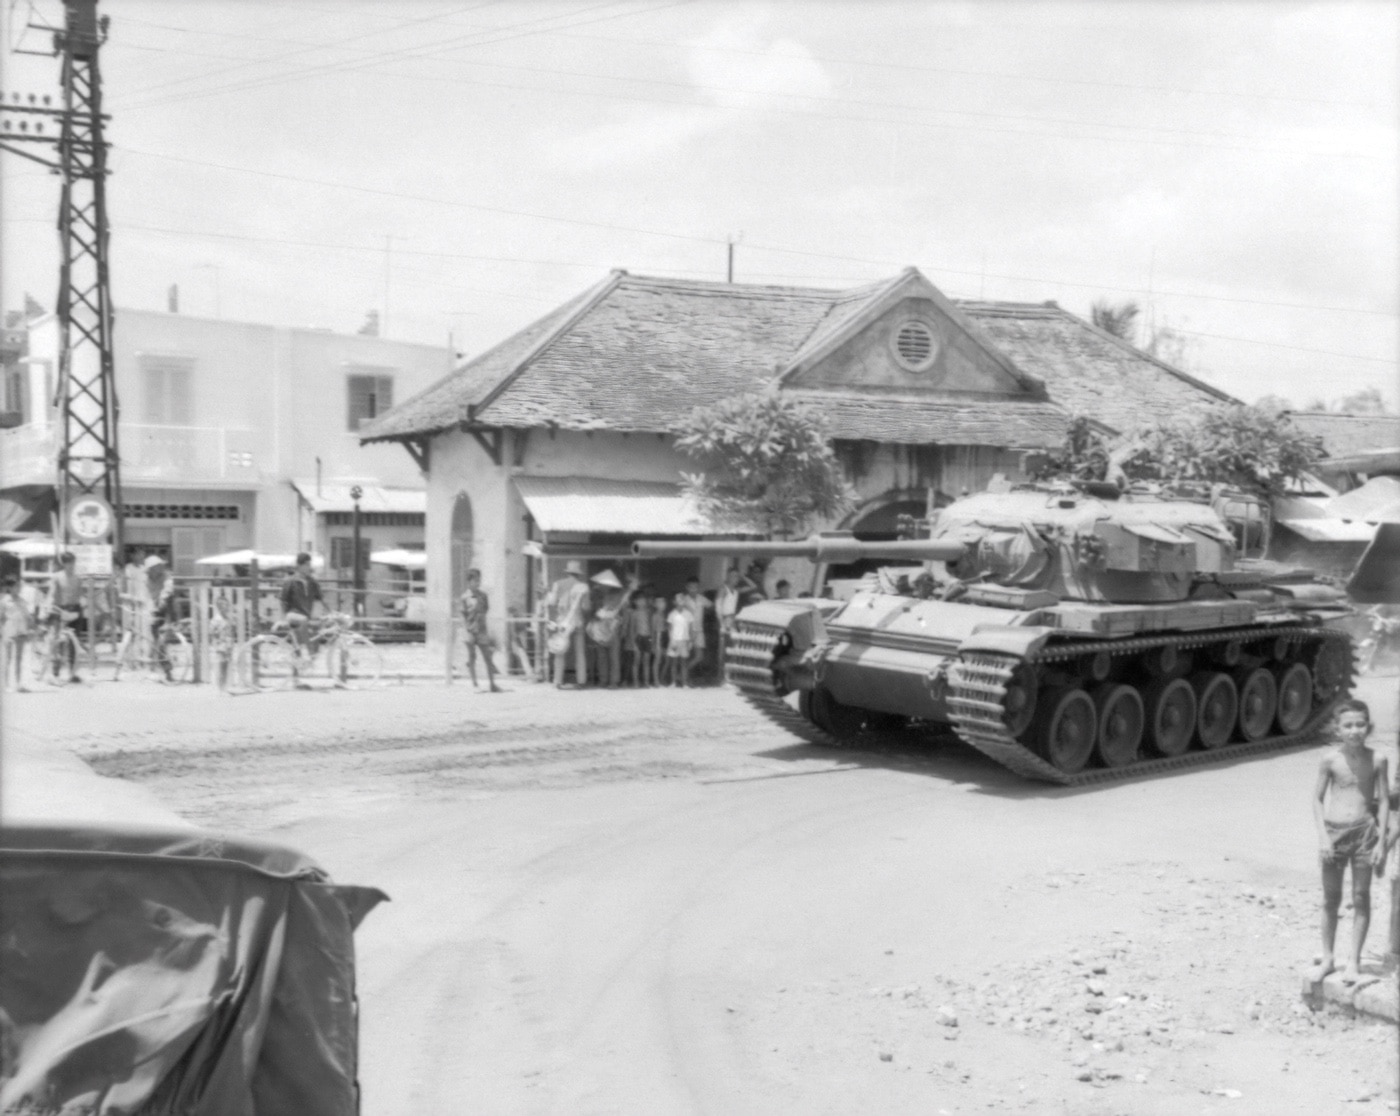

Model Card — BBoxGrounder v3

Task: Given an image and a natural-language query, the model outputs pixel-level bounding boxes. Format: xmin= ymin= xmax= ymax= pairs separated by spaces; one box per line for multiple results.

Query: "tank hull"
xmin=725 ymin=593 xmax=1355 ymax=786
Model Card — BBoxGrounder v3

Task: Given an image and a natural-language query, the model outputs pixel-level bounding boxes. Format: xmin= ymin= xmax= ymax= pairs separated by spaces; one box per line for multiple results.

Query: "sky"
xmin=1 ymin=0 xmax=1396 ymax=411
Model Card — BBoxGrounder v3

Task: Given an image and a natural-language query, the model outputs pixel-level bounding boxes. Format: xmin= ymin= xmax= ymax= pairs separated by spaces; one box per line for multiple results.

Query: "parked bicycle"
xmin=234 ymin=611 xmax=381 ymax=691
xmin=113 ymin=617 xmax=193 ymax=683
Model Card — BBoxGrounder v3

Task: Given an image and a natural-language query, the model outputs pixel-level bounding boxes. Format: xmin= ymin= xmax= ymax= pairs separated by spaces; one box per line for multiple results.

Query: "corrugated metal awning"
xmin=291 ymin=482 xmax=425 ymax=515
xmin=1277 ymin=518 xmax=1379 ymax=543
xmin=514 ymin=476 xmax=713 ymax=536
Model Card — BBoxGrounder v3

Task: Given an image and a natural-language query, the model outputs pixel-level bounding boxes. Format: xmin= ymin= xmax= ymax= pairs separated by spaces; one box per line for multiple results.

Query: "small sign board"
xmin=67 ymin=495 xmax=115 ymax=543
xmin=72 ymin=544 xmax=113 ymax=578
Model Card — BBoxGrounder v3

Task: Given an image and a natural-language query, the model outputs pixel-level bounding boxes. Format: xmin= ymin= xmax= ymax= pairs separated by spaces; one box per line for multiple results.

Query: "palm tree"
xmin=1090 ymin=299 xmax=1140 ymax=341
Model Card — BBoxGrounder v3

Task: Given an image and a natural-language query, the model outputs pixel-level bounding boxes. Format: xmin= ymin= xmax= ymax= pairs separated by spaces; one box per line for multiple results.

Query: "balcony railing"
xmin=0 ymin=422 xmax=261 ymax=484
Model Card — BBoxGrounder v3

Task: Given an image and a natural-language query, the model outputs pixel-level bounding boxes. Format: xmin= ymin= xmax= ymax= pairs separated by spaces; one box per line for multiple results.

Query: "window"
xmin=330 ymin=535 xmax=373 ymax=571
xmin=2 ymin=361 xmax=27 ymax=423
xmin=347 ymin=371 xmax=394 ymax=430
xmin=141 ymin=355 xmax=194 ymax=424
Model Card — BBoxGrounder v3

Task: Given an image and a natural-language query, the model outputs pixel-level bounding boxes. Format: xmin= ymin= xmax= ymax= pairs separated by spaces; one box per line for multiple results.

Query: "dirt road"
xmin=8 ymin=675 xmax=1399 ymax=1114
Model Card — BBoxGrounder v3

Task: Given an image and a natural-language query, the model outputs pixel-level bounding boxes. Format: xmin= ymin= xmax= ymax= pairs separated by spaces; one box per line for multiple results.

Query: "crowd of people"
xmin=0 ymin=548 xmax=185 ymax=689
xmin=458 ymin=560 xmax=795 ymax=692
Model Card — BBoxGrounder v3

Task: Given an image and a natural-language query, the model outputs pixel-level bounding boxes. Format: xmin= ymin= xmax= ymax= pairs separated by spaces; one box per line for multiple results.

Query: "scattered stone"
xmin=878 ymin=1052 xmax=893 ymax=1062
xmin=1070 ymin=1052 xmax=1089 ymax=1067
xmin=1092 ymin=964 xmax=1108 ymax=975
xmin=1208 ymin=1088 xmax=1244 ymax=1099
xmin=1076 ymin=1070 xmax=1093 ymax=1082
xmin=936 ymin=1006 xmax=959 ymax=1027
xmin=1215 ymin=1025 xmax=1234 ymax=1034
xmin=1086 ymin=979 xmax=1106 ymax=996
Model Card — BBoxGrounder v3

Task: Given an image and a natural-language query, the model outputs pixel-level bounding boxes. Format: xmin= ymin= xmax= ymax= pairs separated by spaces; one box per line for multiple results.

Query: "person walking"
xmin=48 ymin=552 xmax=86 ymax=684
xmin=1 ymin=576 xmax=34 ymax=692
xmin=546 ymin=561 xmax=590 ymax=688
xmin=681 ymin=576 xmax=712 ymax=683
xmin=459 ymin=567 xmax=502 ymax=692
xmin=144 ymin=555 xmax=179 ymax=683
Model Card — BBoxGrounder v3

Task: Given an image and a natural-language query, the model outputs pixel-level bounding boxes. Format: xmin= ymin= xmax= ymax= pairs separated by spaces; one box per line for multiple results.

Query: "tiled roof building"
xmin=360 ymin=267 xmax=1242 ymax=647
xmin=365 ymin=268 xmax=1234 ymax=448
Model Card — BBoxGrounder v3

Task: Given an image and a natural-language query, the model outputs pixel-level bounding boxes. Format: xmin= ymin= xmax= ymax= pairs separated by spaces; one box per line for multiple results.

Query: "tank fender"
xmin=956 ymin=624 xmax=1057 ymax=660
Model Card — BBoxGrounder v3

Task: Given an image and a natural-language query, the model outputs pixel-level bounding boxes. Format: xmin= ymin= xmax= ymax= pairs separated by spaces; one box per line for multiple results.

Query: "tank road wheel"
xmin=1192 ymin=672 xmax=1238 ymax=750
xmin=1235 ymin=667 xmax=1278 ymax=742
xmin=1033 ymin=687 xmax=1098 ymax=775
xmin=1144 ymin=677 xmax=1197 ymax=757
xmin=808 ymin=686 xmax=865 ymax=739
xmin=1093 ymin=684 xmax=1144 ymax=768
xmin=1003 ymin=665 xmax=1038 ymax=737
xmin=1274 ymin=662 xmax=1313 ymax=735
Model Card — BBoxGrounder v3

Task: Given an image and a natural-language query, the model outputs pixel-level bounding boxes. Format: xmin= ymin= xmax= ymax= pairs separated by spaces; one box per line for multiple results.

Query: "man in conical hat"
xmin=545 ymin=560 xmax=590 ymax=687
xmin=586 ymin=568 xmax=638 ymax=687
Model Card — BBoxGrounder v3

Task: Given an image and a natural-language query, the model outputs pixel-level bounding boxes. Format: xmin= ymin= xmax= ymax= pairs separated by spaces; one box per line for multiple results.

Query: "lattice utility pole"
xmin=0 ymin=0 xmax=122 ymax=549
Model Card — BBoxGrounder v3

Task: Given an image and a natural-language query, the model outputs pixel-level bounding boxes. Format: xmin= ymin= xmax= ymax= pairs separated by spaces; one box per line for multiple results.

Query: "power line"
xmin=113 ymin=219 xmax=1398 ymax=319
xmin=116 ymin=146 xmax=729 ymax=246
xmin=113 ymin=0 xmax=510 ymax=103
xmin=113 ymin=0 xmax=691 ymax=111
xmin=539 ymin=28 xmax=1384 ymax=110
xmin=111 ymin=29 xmax=1382 ymax=161
xmin=1171 ymin=328 xmax=1397 ymax=364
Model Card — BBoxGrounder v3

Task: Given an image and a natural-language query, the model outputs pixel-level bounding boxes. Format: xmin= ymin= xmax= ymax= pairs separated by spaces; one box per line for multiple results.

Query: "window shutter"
xmin=347 ymin=376 xmax=374 ymax=430
xmin=144 ymin=364 xmax=166 ymax=423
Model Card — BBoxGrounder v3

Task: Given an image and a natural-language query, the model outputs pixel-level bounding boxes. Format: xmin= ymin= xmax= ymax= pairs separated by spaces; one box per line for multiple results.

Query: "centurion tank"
xmin=635 ymin=480 xmax=1357 ymax=786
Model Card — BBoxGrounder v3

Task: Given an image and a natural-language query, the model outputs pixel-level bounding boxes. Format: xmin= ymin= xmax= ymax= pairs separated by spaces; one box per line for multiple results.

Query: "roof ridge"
xmin=617 ymin=272 xmax=855 ymax=299
xmin=1054 ymin=304 xmax=1239 ymax=406
xmin=470 ymin=271 xmax=625 ymax=422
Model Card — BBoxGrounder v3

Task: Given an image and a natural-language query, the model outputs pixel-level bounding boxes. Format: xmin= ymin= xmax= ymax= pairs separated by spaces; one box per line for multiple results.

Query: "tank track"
xmin=726 ymin=620 xmax=838 ymax=747
xmin=727 ymin=617 xmax=1355 ymax=786
xmin=946 ymin=625 xmax=1354 ymax=785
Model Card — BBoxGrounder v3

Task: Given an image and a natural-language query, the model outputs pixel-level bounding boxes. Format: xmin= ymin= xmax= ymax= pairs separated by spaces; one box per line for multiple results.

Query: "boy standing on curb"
xmin=1312 ymin=699 xmax=1390 ymax=983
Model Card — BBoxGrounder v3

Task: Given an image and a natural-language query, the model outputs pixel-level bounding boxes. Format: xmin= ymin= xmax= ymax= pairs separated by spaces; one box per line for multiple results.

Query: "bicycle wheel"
xmin=28 ymin=628 xmax=54 ymax=684
xmin=162 ymin=630 xmax=193 ymax=684
xmin=236 ymin=636 xmax=298 ymax=691
xmin=328 ymin=634 xmax=382 ymax=686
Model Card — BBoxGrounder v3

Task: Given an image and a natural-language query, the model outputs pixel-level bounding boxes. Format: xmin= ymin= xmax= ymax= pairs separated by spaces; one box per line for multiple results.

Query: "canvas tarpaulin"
xmin=0 ymin=823 xmax=386 ymax=1116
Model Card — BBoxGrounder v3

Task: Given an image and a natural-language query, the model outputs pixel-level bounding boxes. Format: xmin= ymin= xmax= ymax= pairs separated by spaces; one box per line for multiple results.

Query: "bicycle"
xmin=113 ymin=618 xmax=193 ymax=683
xmin=234 ymin=612 xmax=382 ymax=691
xmin=31 ymin=616 xmax=82 ymax=685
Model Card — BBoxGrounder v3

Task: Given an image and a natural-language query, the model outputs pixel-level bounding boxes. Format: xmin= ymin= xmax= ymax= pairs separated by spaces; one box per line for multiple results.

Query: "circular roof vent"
xmin=893 ymin=320 xmax=937 ymax=371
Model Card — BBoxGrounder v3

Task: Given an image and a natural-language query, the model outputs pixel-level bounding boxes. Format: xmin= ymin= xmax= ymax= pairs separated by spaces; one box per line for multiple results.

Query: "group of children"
xmin=618 ymin=590 xmax=704 ymax=688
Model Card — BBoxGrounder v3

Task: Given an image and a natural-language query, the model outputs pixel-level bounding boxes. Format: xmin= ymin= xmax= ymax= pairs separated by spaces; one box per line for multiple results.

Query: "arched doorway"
xmin=450 ymin=492 xmax=474 ymax=598
xmin=826 ymin=491 xmax=934 ymax=581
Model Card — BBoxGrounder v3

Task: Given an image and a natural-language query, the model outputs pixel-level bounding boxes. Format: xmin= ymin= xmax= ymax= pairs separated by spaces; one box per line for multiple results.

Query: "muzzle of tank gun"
xmin=630 ymin=535 xmax=966 ymax=564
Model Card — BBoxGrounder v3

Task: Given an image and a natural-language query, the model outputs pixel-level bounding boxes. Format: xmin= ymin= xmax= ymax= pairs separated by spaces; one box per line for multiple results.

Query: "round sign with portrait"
xmin=67 ymin=495 xmax=115 ymax=542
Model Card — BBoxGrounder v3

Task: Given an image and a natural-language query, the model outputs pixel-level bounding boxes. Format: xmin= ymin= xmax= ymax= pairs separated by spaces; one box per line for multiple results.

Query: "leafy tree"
xmin=674 ymin=388 xmax=855 ymax=537
xmin=1037 ymin=406 xmax=1324 ymax=498
xmin=1090 ymin=299 xmax=1140 ymax=341
xmin=1335 ymin=386 xmax=1389 ymax=414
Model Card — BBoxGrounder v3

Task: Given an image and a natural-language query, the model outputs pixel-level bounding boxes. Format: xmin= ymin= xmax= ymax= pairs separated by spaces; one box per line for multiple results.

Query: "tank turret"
xmin=640 ymin=480 xmax=1358 ymax=786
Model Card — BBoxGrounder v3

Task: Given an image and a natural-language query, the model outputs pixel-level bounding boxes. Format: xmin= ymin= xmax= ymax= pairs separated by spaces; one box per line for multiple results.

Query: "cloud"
xmin=546 ymin=12 xmax=833 ymax=171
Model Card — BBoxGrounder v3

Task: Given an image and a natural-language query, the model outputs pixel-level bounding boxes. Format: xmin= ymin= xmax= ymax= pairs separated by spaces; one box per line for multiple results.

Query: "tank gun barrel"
xmin=631 ymin=535 xmax=965 ymax=563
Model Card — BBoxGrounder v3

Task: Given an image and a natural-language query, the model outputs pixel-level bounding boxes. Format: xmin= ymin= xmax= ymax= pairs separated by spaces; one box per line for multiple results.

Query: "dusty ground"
xmin=6 ymin=669 xmax=1400 ymax=1115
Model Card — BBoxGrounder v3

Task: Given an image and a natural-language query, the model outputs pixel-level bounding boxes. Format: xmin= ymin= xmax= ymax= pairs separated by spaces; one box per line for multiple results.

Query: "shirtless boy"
xmin=1312 ymin=699 xmax=1390 ymax=983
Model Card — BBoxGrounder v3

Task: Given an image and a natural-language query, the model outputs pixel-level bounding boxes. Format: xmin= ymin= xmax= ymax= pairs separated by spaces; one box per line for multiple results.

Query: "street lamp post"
xmin=350 ymin=485 xmax=364 ymax=617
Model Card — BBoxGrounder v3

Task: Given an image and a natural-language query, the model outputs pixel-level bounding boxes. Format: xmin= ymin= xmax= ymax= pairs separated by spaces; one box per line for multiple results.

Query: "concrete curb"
xmin=1300 ymin=959 xmax=1399 ymax=1023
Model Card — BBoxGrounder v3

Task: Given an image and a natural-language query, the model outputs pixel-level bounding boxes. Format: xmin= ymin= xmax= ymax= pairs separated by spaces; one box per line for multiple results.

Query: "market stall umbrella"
xmin=369 ymin=549 xmax=426 ymax=570
xmin=0 ymin=538 xmax=60 ymax=559
xmin=196 ymin=551 xmax=324 ymax=571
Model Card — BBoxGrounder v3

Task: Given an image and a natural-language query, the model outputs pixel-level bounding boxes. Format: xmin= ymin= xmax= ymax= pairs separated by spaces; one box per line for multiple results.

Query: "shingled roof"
xmin=960 ymin=301 xmax=1236 ymax=433
xmin=362 ymin=269 xmax=1234 ymax=448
